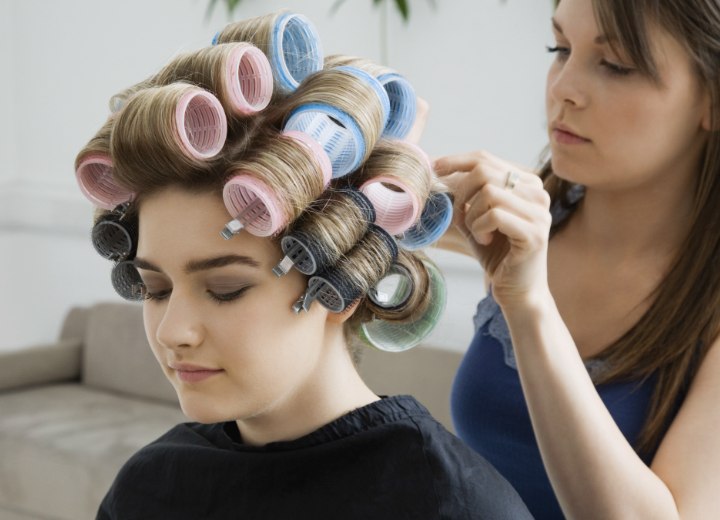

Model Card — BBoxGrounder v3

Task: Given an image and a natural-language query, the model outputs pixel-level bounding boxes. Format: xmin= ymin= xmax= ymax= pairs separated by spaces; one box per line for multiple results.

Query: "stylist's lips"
xmin=170 ymin=363 xmax=224 ymax=383
xmin=552 ymin=123 xmax=591 ymax=145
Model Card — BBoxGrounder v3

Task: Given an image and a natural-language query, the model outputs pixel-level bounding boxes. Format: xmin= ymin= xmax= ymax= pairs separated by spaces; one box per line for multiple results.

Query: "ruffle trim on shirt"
xmin=550 ymin=183 xmax=585 ymax=226
xmin=473 ymin=294 xmax=609 ymax=383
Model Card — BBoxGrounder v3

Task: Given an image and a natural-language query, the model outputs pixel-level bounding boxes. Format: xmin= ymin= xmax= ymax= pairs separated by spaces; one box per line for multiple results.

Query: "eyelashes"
xmin=136 ymin=284 xmax=252 ymax=305
xmin=545 ymin=45 xmax=635 ymax=76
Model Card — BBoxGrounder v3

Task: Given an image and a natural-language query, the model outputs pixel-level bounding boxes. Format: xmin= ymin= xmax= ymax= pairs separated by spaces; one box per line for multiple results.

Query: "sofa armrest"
xmin=0 ymin=338 xmax=82 ymax=392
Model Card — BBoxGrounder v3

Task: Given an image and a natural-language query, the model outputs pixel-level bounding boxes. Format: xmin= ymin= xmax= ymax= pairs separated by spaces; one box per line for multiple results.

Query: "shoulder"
xmin=98 ymin=422 xmax=228 ymax=517
xmin=407 ymin=412 xmax=533 ymax=519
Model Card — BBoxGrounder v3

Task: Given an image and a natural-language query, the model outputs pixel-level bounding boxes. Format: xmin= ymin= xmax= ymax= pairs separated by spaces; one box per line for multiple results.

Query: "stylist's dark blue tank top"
xmin=450 ymin=186 xmax=657 ymax=519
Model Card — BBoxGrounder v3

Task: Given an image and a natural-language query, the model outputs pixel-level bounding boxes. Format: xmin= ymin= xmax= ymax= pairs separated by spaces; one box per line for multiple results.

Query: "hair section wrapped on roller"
xmin=213 ymin=11 xmax=323 ymax=97
xmin=324 ymin=54 xmax=417 ymax=140
xmin=110 ymin=83 xmax=227 ymax=190
xmin=350 ymin=140 xmax=434 ymax=236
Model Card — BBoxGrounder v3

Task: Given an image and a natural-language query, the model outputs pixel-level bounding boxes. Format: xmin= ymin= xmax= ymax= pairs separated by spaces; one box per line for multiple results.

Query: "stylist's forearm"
xmin=503 ymin=293 xmax=680 ymax=520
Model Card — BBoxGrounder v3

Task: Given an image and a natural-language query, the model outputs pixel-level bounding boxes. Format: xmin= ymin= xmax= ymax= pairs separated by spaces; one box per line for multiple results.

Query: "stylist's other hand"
xmin=433 ymin=150 xmax=552 ymax=308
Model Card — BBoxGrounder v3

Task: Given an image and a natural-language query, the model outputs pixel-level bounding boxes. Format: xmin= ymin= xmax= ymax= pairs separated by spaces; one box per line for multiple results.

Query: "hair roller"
xmin=272 ymin=187 xmax=376 ymax=276
xmin=91 ymin=203 xmax=138 ymax=261
xmin=377 ymin=73 xmax=417 ymax=139
xmin=75 ymin=118 xmax=135 ymax=210
xmin=111 ymin=260 xmax=144 ymax=302
xmin=221 ymin=174 xmax=286 ymax=238
xmin=359 ymin=257 xmax=446 ymax=352
xmin=333 ymin=66 xmax=390 ymax=129
xmin=324 ymin=55 xmax=417 ymax=139
xmin=294 ymin=224 xmax=398 ymax=313
xmin=214 ymin=11 xmax=323 ymax=95
xmin=282 ymin=130 xmax=332 ymax=188
xmin=111 ymin=84 xmax=227 ymax=186
xmin=354 ymin=140 xmax=433 ymax=236
xmin=221 ymin=131 xmax=326 ymax=238
xmin=398 ymin=191 xmax=454 ymax=251
xmin=154 ymin=43 xmax=273 ymax=116
xmin=282 ymin=68 xmax=387 ymax=177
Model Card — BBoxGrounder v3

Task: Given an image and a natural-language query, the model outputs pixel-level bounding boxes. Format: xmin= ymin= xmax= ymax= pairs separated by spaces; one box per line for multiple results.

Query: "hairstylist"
xmin=434 ymin=0 xmax=720 ymax=518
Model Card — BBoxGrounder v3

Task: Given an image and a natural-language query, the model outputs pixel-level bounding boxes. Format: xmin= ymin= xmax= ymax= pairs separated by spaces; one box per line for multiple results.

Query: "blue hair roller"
xmin=334 ymin=65 xmax=390 ymax=130
xmin=284 ymin=103 xmax=366 ymax=178
xmin=398 ymin=192 xmax=454 ymax=251
xmin=378 ymin=72 xmax=417 ymax=139
xmin=271 ymin=12 xmax=324 ymax=93
xmin=211 ymin=31 xmax=220 ymax=45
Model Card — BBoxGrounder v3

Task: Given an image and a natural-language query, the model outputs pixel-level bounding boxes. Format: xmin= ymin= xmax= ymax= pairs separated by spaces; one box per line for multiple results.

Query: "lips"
xmin=169 ymin=363 xmax=224 ymax=383
xmin=551 ymin=122 xmax=590 ymax=145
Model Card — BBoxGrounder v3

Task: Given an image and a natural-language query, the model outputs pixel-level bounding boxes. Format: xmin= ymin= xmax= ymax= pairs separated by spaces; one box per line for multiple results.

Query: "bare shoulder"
xmin=651 ymin=335 xmax=720 ymax=517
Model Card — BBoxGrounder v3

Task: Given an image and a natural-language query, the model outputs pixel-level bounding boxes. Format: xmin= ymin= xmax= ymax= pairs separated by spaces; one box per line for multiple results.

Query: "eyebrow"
xmin=552 ymin=17 xmax=609 ymax=45
xmin=133 ymin=254 xmax=260 ymax=274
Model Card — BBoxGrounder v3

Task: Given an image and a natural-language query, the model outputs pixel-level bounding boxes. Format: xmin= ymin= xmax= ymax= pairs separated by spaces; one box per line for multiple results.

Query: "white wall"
xmin=0 ymin=0 xmax=554 ymax=352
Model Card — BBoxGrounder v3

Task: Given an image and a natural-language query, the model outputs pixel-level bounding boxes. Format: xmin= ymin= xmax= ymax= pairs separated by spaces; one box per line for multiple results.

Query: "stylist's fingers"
xmin=463 ymin=181 xmax=550 ymax=228
xmin=468 ymin=206 xmax=549 ymax=255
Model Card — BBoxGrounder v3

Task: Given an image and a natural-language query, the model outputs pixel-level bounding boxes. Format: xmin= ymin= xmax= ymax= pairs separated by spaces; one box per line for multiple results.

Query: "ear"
xmin=327 ymin=298 xmax=362 ymax=324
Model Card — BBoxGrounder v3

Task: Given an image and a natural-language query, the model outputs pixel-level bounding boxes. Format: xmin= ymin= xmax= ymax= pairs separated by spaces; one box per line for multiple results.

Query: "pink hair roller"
xmin=226 ymin=43 xmax=273 ymax=115
xmin=222 ymin=174 xmax=287 ymax=238
xmin=175 ymin=89 xmax=228 ymax=159
xmin=75 ymin=154 xmax=134 ymax=210
xmin=360 ymin=176 xmax=422 ymax=236
xmin=282 ymin=130 xmax=332 ymax=188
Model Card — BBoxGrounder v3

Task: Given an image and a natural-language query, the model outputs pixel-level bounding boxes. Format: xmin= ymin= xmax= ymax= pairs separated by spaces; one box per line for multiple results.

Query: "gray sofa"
xmin=0 ymin=303 xmax=463 ymax=520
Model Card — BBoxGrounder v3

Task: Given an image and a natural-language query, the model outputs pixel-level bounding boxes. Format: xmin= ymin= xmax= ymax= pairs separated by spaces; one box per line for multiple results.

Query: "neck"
xmin=566 ymin=173 xmax=695 ymax=262
xmin=236 ymin=325 xmax=378 ymax=446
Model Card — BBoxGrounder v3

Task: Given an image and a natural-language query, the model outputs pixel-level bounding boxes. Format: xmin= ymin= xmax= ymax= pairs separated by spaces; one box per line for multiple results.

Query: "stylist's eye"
xmin=546 ymin=45 xmax=570 ymax=62
xmin=600 ymin=59 xmax=635 ymax=76
xmin=208 ymin=286 xmax=252 ymax=304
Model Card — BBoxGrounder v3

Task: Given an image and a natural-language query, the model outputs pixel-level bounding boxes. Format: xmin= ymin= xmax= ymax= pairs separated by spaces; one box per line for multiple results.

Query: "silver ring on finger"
xmin=504 ymin=170 xmax=521 ymax=191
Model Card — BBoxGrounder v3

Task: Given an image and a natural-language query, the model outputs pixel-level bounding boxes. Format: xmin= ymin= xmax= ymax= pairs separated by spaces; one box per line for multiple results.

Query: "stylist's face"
xmin=546 ymin=0 xmax=709 ymax=191
xmin=134 ymin=187 xmax=331 ymax=424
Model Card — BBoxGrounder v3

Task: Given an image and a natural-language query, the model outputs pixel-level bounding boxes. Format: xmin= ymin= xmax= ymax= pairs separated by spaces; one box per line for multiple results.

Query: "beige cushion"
xmin=0 ymin=384 xmax=186 ymax=520
xmin=0 ymin=339 xmax=82 ymax=392
xmin=82 ymin=303 xmax=178 ymax=404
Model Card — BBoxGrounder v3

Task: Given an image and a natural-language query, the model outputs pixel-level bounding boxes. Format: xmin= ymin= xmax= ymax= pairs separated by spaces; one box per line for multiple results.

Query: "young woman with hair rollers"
xmin=76 ymin=10 xmax=533 ymax=520
xmin=433 ymin=0 xmax=720 ymax=517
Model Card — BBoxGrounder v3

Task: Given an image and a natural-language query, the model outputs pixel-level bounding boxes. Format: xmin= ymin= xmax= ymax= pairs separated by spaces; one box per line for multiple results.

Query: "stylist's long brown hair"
xmin=543 ymin=0 xmax=720 ymax=457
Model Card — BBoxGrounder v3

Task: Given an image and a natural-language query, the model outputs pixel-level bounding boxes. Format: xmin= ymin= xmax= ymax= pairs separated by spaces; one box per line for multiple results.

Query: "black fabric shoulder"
xmin=408 ymin=415 xmax=534 ymax=520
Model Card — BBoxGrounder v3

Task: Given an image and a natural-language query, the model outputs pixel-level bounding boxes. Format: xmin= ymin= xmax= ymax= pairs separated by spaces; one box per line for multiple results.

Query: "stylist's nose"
xmin=547 ymin=56 xmax=589 ymax=110
xmin=155 ymin=291 xmax=204 ymax=351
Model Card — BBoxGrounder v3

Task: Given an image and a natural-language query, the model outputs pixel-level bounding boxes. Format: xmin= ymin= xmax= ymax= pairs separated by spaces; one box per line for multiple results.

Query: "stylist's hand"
xmin=433 ymin=151 xmax=552 ymax=308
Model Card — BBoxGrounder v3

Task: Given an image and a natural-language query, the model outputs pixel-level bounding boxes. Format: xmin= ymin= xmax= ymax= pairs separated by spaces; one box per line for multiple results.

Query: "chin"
xmin=177 ymin=394 xmax=238 ymax=424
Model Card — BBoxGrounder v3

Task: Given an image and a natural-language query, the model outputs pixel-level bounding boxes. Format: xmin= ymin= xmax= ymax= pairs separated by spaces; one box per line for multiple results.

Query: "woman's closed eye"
xmin=136 ymin=284 xmax=252 ymax=304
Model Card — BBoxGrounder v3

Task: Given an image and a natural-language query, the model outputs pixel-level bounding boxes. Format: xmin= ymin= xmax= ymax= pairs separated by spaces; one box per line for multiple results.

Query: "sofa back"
xmin=82 ymin=302 xmax=178 ymax=404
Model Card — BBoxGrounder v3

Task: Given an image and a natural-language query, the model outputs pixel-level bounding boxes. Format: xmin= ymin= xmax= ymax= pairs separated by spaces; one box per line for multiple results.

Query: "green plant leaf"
xmin=394 ymin=0 xmax=410 ymax=21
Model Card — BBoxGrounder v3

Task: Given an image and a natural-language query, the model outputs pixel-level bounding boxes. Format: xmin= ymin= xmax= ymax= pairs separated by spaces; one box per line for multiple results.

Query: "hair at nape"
xmin=74 ymin=9 xmax=453 ymax=353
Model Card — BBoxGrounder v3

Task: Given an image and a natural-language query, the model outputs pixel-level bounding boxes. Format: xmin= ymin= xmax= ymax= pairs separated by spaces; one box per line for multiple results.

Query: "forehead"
xmin=136 ymin=187 xmax=277 ymax=267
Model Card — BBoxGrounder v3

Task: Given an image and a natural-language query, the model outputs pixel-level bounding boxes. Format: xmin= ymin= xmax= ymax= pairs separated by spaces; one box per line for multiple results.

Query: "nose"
xmin=547 ymin=56 xmax=589 ymax=109
xmin=153 ymin=290 xmax=205 ymax=351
